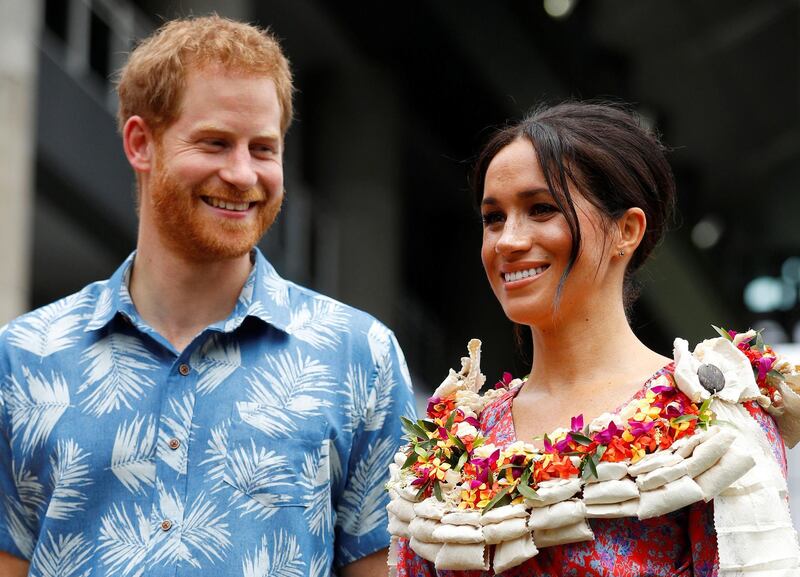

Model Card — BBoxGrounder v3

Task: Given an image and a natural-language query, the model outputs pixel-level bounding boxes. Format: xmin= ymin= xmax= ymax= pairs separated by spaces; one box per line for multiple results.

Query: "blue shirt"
xmin=0 ymin=249 xmax=415 ymax=576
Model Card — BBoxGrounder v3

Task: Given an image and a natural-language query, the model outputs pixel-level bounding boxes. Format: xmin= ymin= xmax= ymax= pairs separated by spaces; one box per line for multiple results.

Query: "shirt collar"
xmin=85 ymin=248 xmax=292 ymax=334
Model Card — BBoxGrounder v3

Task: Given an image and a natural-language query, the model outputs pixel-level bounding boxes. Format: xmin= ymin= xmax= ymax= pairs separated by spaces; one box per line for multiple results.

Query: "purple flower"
xmin=594 ymin=421 xmax=621 ymax=445
xmin=650 ymin=382 xmax=674 ymax=394
xmin=426 ymin=396 xmax=441 ymax=415
xmin=555 ymin=437 xmax=572 ymax=452
xmin=571 ymin=414 xmax=584 ymax=432
xmin=757 ymin=356 xmax=775 ymax=382
xmin=628 ymin=420 xmax=655 ymax=436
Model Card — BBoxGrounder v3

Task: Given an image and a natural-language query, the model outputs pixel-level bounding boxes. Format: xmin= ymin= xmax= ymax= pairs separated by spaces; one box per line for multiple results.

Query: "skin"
xmin=0 ymin=65 xmax=387 ymax=577
xmin=123 ymin=64 xmax=285 ymax=353
xmin=480 ymin=138 xmax=671 ymax=443
xmin=0 ymin=551 xmax=28 ymax=576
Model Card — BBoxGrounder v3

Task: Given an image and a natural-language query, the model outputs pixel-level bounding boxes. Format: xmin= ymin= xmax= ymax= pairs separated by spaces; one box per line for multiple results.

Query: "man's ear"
xmin=616 ymin=207 xmax=647 ymax=255
xmin=123 ymin=115 xmax=156 ymax=173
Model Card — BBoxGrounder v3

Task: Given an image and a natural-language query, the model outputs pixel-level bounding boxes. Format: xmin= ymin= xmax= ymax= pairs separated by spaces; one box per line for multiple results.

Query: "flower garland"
xmin=397 ymin=327 xmax=796 ymax=515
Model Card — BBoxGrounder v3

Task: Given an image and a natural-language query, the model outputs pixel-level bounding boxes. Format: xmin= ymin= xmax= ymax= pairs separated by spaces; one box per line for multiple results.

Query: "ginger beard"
xmin=147 ymin=154 xmax=282 ymax=263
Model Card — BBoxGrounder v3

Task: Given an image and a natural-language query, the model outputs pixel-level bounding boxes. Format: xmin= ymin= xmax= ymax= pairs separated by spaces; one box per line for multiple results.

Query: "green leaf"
xmin=402 ymin=451 xmax=418 ymax=469
xmin=767 ymin=369 xmax=786 ymax=383
xmin=712 ymin=325 xmax=732 ymax=341
xmin=486 ymin=468 xmax=494 ymax=487
xmin=414 ymin=445 xmax=429 ymax=458
xmin=480 ymin=487 xmax=511 ymax=515
xmin=401 ymin=416 xmax=430 ymax=440
xmin=699 ymin=397 xmax=712 ymax=415
xmin=444 ymin=409 xmax=457 ymax=430
xmin=433 ymin=480 xmax=444 ymax=502
xmin=595 ymin=445 xmax=607 ymax=460
xmin=581 ymin=454 xmax=599 ymax=481
xmin=519 ymin=467 xmax=532 ymax=485
xmin=516 ymin=483 xmax=539 ymax=500
xmin=754 ymin=330 xmax=766 ymax=352
xmin=415 ymin=481 xmax=429 ymax=501
xmin=420 ymin=419 xmax=439 ymax=432
xmin=569 ymin=432 xmax=593 ymax=446
xmin=472 ymin=436 xmax=486 ymax=449
xmin=672 ymin=414 xmax=699 ymax=424
xmin=449 ymin=432 xmax=466 ymax=452
xmin=455 ymin=451 xmax=469 ymax=472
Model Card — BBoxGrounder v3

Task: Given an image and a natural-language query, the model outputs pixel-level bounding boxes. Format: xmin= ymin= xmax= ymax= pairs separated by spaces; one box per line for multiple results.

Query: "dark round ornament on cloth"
xmin=697 ymin=363 xmax=725 ymax=393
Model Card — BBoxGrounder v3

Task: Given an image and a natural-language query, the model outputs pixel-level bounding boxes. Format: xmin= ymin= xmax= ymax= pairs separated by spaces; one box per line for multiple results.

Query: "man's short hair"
xmin=116 ymin=14 xmax=294 ymax=137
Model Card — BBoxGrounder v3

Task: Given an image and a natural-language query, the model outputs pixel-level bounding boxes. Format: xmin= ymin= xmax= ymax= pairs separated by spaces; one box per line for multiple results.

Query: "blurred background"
xmin=2 ymin=0 xmax=800 ymax=516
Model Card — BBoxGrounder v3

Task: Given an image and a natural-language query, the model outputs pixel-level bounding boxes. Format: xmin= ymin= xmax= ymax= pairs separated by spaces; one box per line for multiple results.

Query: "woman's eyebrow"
xmin=481 ymin=188 xmax=551 ymax=206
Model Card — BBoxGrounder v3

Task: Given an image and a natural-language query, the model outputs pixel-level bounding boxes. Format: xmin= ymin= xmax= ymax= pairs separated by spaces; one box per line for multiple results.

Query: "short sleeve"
xmin=0 ymin=336 xmax=34 ymax=561
xmin=334 ymin=326 xmax=416 ymax=568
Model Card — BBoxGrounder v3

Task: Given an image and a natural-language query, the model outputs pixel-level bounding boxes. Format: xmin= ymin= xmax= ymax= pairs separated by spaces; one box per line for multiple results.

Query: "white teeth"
xmin=504 ymin=266 xmax=547 ymax=283
xmin=206 ymin=197 xmax=250 ymax=211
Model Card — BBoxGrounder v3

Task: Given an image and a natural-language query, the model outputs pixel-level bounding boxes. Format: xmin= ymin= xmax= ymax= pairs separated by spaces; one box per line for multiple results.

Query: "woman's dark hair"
xmin=472 ymin=100 xmax=676 ymax=310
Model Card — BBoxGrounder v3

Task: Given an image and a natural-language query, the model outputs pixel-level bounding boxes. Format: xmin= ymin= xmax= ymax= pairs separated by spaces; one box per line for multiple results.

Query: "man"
xmin=0 ymin=15 xmax=414 ymax=577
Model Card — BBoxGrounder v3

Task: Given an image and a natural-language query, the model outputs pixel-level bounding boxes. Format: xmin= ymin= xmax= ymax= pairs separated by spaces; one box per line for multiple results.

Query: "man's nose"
xmin=219 ymin=145 xmax=258 ymax=191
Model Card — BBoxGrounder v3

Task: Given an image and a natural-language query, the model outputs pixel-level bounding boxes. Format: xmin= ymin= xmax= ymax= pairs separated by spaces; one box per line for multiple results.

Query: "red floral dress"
xmin=396 ymin=366 xmax=787 ymax=577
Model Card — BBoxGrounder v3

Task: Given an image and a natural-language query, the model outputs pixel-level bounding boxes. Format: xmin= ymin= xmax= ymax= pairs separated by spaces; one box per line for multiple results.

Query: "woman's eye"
xmin=531 ymin=203 xmax=558 ymax=216
xmin=481 ymin=212 xmax=504 ymax=226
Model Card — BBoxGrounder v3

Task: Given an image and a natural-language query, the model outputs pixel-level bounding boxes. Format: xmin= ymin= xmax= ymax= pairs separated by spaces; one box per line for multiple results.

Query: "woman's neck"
xmin=526 ymin=300 xmax=670 ymax=397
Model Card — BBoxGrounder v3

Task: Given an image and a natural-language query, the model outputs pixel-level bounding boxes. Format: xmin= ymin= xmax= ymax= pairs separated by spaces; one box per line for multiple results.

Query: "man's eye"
xmin=203 ymin=139 xmax=226 ymax=149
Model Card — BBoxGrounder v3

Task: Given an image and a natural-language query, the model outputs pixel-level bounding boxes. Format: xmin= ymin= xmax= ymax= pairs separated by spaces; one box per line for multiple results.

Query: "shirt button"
xmin=168 ymin=438 xmax=181 ymax=450
xmin=178 ymin=363 xmax=191 ymax=376
xmin=160 ymin=519 xmax=172 ymax=532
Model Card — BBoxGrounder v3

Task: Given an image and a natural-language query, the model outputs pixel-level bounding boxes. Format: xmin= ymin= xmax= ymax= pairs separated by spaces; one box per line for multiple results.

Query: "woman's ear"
xmin=123 ymin=115 xmax=155 ymax=173
xmin=616 ymin=207 xmax=647 ymax=256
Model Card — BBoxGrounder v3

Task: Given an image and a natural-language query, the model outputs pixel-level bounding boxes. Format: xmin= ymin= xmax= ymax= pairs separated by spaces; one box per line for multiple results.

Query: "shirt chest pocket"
xmin=222 ymin=402 xmax=333 ymax=513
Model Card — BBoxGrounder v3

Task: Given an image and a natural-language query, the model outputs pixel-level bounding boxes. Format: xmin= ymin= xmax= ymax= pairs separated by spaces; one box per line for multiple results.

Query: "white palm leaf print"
xmin=366 ymin=357 xmax=397 ymax=432
xmin=199 ymin=421 xmax=229 ymax=492
xmin=79 ymin=333 xmax=158 ymax=416
xmin=98 ymin=503 xmax=149 ymax=577
xmin=179 ymin=492 xmax=232 ymax=565
xmin=157 ymin=393 xmax=195 ymax=474
xmin=285 ymin=298 xmax=350 ymax=350
xmin=264 ymin=270 xmax=289 ymax=307
xmin=242 ymin=531 xmax=305 ymax=577
xmin=225 ymin=439 xmax=294 ymax=517
xmin=341 ymin=363 xmax=370 ymax=434
xmin=299 ymin=439 xmax=333 ymax=538
xmin=338 ymin=436 xmax=395 ymax=536
xmin=3 ymin=497 xmax=35 ymax=558
xmin=193 ymin=335 xmax=241 ymax=396
xmin=149 ymin=484 xmax=231 ymax=569
xmin=13 ymin=459 xmax=46 ymax=519
xmin=8 ymin=367 xmax=70 ymax=454
xmin=240 ymin=349 xmax=334 ymax=437
xmin=308 ymin=553 xmax=328 ymax=577
xmin=240 ymin=271 xmax=256 ymax=305
xmin=7 ymin=291 xmax=93 ymax=357
xmin=110 ymin=414 xmax=156 ymax=494
xmin=92 ymin=286 xmax=114 ymax=323
xmin=366 ymin=320 xmax=392 ymax=365
xmin=31 ymin=531 xmax=93 ymax=577
xmin=46 ymin=439 xmax=93 ymax=520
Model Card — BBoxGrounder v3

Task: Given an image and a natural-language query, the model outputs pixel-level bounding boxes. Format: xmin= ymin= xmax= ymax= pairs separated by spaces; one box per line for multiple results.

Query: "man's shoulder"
xmin=281 ymin=278 xmax=395 ymax=340
xmin=0 ymin=279 xmax=112 ymax=352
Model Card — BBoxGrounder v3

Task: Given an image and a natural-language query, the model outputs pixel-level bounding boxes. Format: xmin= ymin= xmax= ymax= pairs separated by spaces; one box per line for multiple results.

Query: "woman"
xmin=391 ymin=102 xmax=797 ymax=576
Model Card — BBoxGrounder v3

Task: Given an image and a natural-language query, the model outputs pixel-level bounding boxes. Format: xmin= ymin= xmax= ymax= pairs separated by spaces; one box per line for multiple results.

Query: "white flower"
xmin=673 ymin=337 xmax=760 ymax=403
xmin=588 ymin=412 xmax=623 ymax=434
xmin=454 ymin=421 xmax=478 ymax=439
xmin=732 ymin=329 xmax=757 ymax=347
xmin=472 ymin=443 xmax=498 ymax=459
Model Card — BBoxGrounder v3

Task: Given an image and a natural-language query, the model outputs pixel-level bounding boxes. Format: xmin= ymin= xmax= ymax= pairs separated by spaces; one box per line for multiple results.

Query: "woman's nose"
xmin=495 ymin=218 xmax=532 ymax=254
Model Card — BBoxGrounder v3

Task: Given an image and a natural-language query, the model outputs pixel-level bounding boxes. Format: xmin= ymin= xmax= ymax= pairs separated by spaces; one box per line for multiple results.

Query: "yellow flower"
xmin=631 ymin=446 xmax=646 ymax=463
xmin=429 ymin=458 xmax=451 ymax=481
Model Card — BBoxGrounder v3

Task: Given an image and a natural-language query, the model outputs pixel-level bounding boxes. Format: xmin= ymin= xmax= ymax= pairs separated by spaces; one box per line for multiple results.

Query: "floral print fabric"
xmin=397 ymin=366 xmax=786 ymax=576
xmin=0 ymin=249 xmax=415 ymax=576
